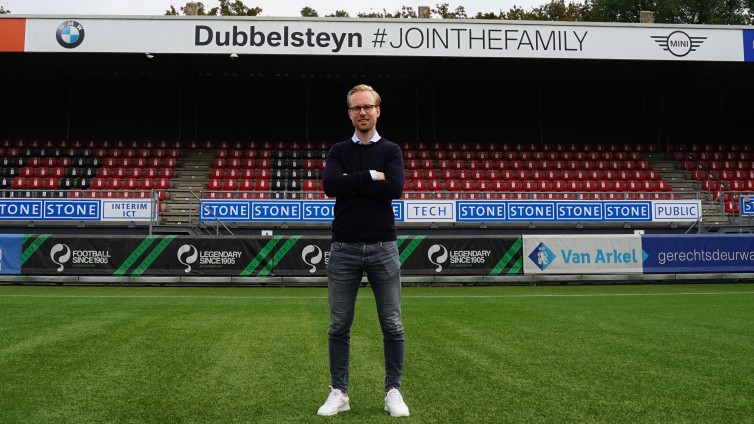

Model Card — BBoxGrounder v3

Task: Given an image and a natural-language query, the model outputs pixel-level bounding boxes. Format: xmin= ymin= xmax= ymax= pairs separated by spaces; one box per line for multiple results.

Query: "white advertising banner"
xmin=404 ymin=200 xmax=455 ymax=222
xmin=101 ymin=200 xmax=153 ymax=221
xmin=22 ymin=17 xmax=744 ymax=61
xmin=522 ymin=234 xmax=645 ymax=274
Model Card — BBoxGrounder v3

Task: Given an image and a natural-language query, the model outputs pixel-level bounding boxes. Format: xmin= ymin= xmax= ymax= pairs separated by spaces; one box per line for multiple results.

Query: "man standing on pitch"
xmin=317 ymin=84 xmax=409 ymax=418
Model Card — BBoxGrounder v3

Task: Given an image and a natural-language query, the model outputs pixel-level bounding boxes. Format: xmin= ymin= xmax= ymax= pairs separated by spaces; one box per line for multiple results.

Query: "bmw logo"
xmin=56 ymin=21 xmax=85 ymax=49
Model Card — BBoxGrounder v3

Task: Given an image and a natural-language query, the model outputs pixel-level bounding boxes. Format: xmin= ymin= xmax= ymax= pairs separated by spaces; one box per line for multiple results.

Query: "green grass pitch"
xmin=1 ymin=284 xmax=753 ymax=423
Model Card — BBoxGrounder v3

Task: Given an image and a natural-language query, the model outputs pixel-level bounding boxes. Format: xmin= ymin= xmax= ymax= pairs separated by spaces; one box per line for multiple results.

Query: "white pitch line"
xmin=405 ymin=291 xmax=754 ymax=298
xmin=0 ymin=291 xmax=753 ymax=300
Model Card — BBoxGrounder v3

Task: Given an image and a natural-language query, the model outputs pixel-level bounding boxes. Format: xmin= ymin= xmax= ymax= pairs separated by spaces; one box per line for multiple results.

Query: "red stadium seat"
xmin=446 ymin=180 xmax=461 ymax=199
xmin=537 ymin=180 xmax=551 ymax=191
xmin=407 ymin=169 xmax=423 ymax=180
xmin=106 ymin=178 xmax=122 ymax=190
xmin=155 ymin=178 xmax=170 ymax=190
xmin=123 ymin=178 xmax=139 ymax=190
xmin=90 ymin=177 xmax=106 ymax=190
xmin=238 ymin=179 xmax=254 ymax=191
xmin=491 ymin=180 xmax=506 ymax=192
xmin=41 ymin=178 xmax=58 ymax=189
xmin=408 ymin=179 xmax=426 ymax=192
xmin=441 ymin=169 xmax=456 ymax=180
xmin=658 ymin=180 xmax=673 ymax=192
xmin=207 ymin=179 xmax=222 ymax=190
xmin=461 ymin=179 xmax=477 ymax=191
xmin=225 ymin=168 xmax=239 ymax=179
xmin=27 ymin=177 xmax=42 ymax=189
xmin=303 ymin=179 xmax=319 ymax=192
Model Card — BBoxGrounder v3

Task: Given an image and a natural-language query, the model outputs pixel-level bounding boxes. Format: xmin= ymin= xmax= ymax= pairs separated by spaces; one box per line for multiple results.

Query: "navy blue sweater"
xmin=322 ymin=138 xmax=405 ymax=242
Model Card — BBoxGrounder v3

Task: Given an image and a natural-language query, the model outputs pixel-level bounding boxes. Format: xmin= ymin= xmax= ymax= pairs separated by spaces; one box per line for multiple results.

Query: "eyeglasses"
xmin=348 ymin=105 xmax=377 ymax=114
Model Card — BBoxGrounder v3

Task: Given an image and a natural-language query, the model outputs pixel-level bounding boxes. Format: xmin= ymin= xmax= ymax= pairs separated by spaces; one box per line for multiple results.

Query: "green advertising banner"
xmin=398 ymin=235 xmax=522 ymax=276
xmin=20 ymin=235 xmax=523 ymax=277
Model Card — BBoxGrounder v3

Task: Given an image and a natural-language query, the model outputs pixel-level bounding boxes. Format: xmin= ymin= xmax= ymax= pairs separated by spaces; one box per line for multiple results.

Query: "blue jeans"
xmin=327 ymin=241 xmax=405 ymax=393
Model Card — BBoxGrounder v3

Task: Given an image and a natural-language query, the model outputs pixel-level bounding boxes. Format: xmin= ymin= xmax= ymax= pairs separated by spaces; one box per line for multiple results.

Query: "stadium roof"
xmin=1 ymin=16 xmax=752 ymax=143
xmin=1 ymin=16 xmax=752 ymax=87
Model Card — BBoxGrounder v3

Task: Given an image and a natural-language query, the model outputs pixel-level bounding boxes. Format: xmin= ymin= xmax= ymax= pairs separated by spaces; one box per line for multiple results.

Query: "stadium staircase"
xmin=156 ymin=149 xmax=217 ymax=234
xmin=644 ymin=151 xmax=724 ymax=229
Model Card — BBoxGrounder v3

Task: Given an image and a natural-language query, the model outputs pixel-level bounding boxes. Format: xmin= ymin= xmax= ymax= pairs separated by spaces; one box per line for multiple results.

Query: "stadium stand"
xmin=0 ymin=139 xmax=745 ymax=230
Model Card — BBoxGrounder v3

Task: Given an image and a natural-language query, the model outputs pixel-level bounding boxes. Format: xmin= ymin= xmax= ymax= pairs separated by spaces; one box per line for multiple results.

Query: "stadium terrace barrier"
xmin=2 ymin=234 xmax=754 ymax=285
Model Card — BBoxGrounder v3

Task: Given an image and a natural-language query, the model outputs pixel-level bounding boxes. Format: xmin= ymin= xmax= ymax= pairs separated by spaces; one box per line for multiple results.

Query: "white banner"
xmin=522 ymin=234 xmax=645 ymax=274
xmin=22 ymin=17 xmax=744 ymax=61
xmin=101 ymin=200 xmax=153 ymax=221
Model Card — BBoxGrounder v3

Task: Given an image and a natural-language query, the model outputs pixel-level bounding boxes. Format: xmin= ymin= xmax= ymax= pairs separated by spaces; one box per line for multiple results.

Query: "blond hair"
xmin=347 ymin=84 xmax=381 ymax=107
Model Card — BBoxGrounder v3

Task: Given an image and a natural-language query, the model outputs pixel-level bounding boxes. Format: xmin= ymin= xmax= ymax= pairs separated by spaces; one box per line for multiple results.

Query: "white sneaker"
xmin=384 ymin=388 xmax=410 ymax=417
xmin=317 ymin=387 xmax=350 ymax=416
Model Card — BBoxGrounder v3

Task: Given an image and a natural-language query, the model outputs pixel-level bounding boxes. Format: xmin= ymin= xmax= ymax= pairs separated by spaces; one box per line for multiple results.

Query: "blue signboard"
xmin=0 ymin=234 xmax=23 ymax=275
xmin=740 ymin=195 xmax=754 ymax=216
xmin=302 ymin=201 xmax=335 ymax=221
xmin=507 ymin=202 xmax=556 ymax=221
xmin=555 ymin=202 xmax=603 ymax=221
xmin=603 ymin=201 xmax=652 ymax=222
xmin=392 ymin=201 xmax=404 ymax=222
xmin=43 ymin=200 xmax=100 ymax=220
xmin=457 ymin=202 xmax=507 ymax=222
xmin=744 ymin=30 xmax=754 ymax=62
xmin=642 ymin=234 xmax=754 ymax=273
xmin=200 ymin=200 xmax=404 ymax=222
xmin=251 ymin=201 xmax=302 ymax=221
xmin=200 ymin=201 xmax=251 ymax=221
xmin=0 ymin=201 xmax=43 ymax=220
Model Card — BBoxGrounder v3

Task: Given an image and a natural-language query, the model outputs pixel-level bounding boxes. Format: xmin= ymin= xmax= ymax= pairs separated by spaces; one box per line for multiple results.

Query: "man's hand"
xmin=375 ymin=171 xmax=385 ymax=180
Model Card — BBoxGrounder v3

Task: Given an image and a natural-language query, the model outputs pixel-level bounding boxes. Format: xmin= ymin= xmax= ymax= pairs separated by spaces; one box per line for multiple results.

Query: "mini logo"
xmin=177 ymin=244 xmax=199 ymax=273
xmin=427 ymin=244 xmax=448 ymax=272
xmin=651 ymin=31 xmax=706 ymax=57
xmin=56 ymin=20 xmax=85 ymax=49
xmin=301 ymin=245 xmax=323 ymax=273
xmin=50 ymin=243 xmax=72 ymax=272
xmin=529 ymin=242 xmax=556 ymax=271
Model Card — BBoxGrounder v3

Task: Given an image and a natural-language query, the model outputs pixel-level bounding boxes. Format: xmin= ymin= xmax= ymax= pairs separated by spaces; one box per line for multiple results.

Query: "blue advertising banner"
xmin=739 ymin=195 xmax=754 ymax=216
xmin=0 ymin=234 xmax=23 ymax=275
xmin=43 ymin=200 xmax=100 ymax=220
xmin=201 ymin=201 xmax=251 ymax=221
xmin=200 ymin=199 xmax=701 ymax=223
xmin=0 ymin=201 xmax=44 ymax=220
xmin=200 ymin=200 xmax=406 ymax=222
xmin=302 ymin=201 xmax=336 ymax=222
xmin=744 ymin=30 xmax=754 ymax=62
xmin=642 ymin=234 xmax=754 ymax=273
